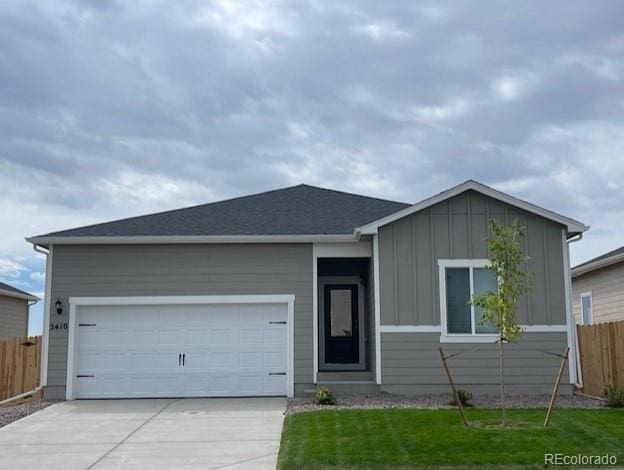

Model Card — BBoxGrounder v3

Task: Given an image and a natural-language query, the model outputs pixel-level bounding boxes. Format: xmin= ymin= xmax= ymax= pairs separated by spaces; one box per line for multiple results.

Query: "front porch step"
xmin=317 ymin=371 xmax=375 ymax=382
xmin=304 ymin=382 xmax=380 ymax=396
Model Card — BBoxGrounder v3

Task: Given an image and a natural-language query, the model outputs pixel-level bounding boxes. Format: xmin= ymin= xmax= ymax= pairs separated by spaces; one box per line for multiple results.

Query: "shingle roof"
xmin=32 ymin=184 xmax=411 ymax=238
xmin=0 ymin=282 xmax=39 ymax=301
xmin=572 ymin=246 xmax=624 ymax=277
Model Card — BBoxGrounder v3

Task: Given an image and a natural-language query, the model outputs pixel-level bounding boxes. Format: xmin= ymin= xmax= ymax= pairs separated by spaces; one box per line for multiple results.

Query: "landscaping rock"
xmin=0 ymin=400 xmax=55 ymax=428
xmin=285 ymin=392 xmax=603 ymax=415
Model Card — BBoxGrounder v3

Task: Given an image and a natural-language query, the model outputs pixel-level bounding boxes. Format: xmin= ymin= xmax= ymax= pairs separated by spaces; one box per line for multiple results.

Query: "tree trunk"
xmin=499 ymin=337 xmax=506 ymax=426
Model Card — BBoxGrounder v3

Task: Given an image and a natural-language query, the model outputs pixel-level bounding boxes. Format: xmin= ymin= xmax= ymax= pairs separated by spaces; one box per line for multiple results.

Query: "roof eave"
xmin=26 ymin=234 xmax=361 ymax=246
xmin=356 ymin=180 xmax=589 ymax=235
xmin=0 ymin=288 xmax=39 ymax=302
xmin=572 ymin=252 xmax=624 ymax=278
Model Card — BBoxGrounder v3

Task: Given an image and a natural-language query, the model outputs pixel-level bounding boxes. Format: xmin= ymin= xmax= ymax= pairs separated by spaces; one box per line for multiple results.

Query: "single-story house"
xmin=572 ymin=246 xmax=624 ymax=325
xmin=27 ymin=180 xmax=588 ymax=400
xmin=0 ymin=282 xmax=39 ymax=340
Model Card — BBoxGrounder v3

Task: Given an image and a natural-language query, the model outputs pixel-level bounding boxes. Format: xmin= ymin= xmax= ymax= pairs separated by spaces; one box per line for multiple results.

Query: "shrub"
xmin=450 ymin=388 xmax=473 ymax=407
xmin=604 ymin=385 xmax=624 ymax=408
xmin=315 ymin=386 xmax=337 ymax=405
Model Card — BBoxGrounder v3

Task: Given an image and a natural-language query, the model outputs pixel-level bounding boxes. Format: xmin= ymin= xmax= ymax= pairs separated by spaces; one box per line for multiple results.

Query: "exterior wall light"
xmin=55 ymin=299 xmax=63 ymax=315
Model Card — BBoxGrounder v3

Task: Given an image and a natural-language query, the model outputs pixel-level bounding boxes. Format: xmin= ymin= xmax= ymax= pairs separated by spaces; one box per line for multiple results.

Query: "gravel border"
xmin=285 ymin=392 xmax=605 ymax=415
xmin=0 ymin=400 xmax=56 ymax=428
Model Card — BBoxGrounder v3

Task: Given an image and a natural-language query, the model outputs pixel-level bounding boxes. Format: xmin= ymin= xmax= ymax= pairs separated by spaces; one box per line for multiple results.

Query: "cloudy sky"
xmin=1 ymin=1 xmax=623 ymax=334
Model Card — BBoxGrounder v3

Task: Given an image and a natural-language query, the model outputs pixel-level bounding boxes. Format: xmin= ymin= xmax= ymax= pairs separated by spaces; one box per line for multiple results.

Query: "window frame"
xmin=438 ymin=259 xmax=499 ymax=343
xmin=580 ymin=291 xmax=593 ymax=325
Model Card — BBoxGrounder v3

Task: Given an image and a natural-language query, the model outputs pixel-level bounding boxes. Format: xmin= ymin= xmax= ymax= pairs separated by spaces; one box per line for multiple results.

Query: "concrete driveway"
xmin=0 ymin=398 xmax=285 ymax=470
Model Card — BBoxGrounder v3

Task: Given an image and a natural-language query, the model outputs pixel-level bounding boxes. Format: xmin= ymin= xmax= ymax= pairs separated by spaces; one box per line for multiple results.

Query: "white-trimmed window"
xmin=580 ymin=292 xmax=592 ymax=325
xmin=438 ymin=259 xmax=498 ymax=343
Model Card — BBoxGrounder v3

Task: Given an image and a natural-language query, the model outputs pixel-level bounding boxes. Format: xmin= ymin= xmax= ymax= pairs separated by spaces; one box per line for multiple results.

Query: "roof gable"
xmin=356 ymin=180 xmax=588 ymax=236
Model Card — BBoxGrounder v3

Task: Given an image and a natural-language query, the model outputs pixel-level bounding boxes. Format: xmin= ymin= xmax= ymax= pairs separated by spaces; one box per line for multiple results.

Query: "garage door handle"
xmin=269 ymin=321 xmax=286 ymax=324
xmin=268 ymin=372 xmax=286 ymax=376
xmin=178 ymin=353 xmax=182 ymax=367
xmin=182 ymin=353 xmax=185 ymax=367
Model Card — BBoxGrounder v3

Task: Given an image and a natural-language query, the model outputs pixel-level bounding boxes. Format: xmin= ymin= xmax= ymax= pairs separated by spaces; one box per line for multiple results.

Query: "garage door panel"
xmin=264 ymin=375 xmax=287 ymax=393
xmin=209 ymin=328 xmax=235 ymax=344
xmin=74 ymin=302 xmax=288 ymax=398
xmin=133 ymin=329 xmax=158 ymax=345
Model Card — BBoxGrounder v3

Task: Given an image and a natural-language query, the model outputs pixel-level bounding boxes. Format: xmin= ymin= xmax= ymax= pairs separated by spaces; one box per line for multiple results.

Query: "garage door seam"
xmin=87 ymin=399 xmax=180 ymax=469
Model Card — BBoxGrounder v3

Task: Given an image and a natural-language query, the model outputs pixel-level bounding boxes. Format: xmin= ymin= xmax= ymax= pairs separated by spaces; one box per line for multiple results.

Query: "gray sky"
xmin=1 ymin=1 xmax=623 ymax=334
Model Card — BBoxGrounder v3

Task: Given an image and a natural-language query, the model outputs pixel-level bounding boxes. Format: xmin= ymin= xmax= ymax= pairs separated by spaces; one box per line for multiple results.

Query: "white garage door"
xmin=72 ymin=301 xmax=289 ymax=399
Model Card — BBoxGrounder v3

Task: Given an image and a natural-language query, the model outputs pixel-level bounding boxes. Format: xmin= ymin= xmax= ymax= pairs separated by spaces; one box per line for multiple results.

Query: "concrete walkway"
xmin=0 ymin=398 xmax=285 ymax=470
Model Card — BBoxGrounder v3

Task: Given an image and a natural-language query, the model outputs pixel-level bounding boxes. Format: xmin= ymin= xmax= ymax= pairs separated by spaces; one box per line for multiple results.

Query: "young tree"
xmin=471 ymin=218 xmax=533 ymax=426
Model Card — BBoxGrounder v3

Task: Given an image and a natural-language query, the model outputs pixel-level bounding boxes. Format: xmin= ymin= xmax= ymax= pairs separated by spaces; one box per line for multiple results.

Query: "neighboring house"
xmin=26 ymin=180 xmax=588 ymax=401
xmin=572 ymin=246 xmax=624 ymax=325
xmin=0 ymin=282 xmax=39 ymax=340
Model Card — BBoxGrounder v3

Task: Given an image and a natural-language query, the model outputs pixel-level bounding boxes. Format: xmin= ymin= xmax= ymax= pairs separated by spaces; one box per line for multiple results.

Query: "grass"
xmin=277 ymin=408 xmax=624 ymax=469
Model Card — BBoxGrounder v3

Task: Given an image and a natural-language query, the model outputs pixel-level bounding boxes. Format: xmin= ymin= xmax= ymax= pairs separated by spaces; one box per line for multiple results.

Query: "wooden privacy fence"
xmin=0 ymin=336 xmax=42 ymax=401
xmin=577 ymin=321 xmax=624 ymax=397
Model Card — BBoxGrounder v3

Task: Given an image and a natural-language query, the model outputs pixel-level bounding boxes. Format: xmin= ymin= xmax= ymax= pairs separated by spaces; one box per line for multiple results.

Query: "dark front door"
xmin=323 ymin=284 xmax=359 ymax=364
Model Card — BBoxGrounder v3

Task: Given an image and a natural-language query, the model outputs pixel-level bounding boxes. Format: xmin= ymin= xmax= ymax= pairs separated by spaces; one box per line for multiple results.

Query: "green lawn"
xmin=277 ymin=408 xmax=624 ymax=469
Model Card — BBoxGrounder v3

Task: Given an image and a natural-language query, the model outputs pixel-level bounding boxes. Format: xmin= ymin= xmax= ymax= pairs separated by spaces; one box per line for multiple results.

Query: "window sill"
xmin=440 ymin=334 xmax=499 ymax=344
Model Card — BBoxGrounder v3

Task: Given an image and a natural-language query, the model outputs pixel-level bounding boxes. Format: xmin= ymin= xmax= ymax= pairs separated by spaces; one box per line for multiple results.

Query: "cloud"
xmin=30 ymin=272 xmax=46 ymax=282
xmin=0 ymin=0 xmax=623 ymax=284
xmin=0 ymin=258 xmax=27 ymax=279
xmin=352 ymin=21 xmax=411 ymax=41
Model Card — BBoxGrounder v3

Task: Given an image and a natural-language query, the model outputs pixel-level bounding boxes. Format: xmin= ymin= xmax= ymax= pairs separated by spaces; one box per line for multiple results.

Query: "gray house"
xmin=27 ymin=181 xmax=588 ymax=400
xmin=0 ymin=282 xmax=39 ymax=340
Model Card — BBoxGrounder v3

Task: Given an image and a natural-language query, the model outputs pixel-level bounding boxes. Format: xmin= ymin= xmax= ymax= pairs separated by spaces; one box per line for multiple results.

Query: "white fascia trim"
xmin=40 ymin=245 xmax=53 ymax=388
xmin=312 ymin=244 xmax=318 ymax=384
xmin=0 ymin=289 xmax=39 ymax=302
xmin=65 ymin=294 xmax=296 ymax=400
xmin=27 ymin=234 xmax=358 ymax=245
xmin=522 ymin=325 xmax=568 ymax=332
xmin=572 ymin=252 xmax=624 ymax=278
xmin=379 ymin=324 xmax=566 ymax=334
xmin=379 ymin=325 xmax=441 ymax=333
xmin=357 ymin=180 xmax=589 ymax=235
xmin=287 ymin=298 xmax=295 ymax=398
xmin=437 ymin=258 xmax=490 ymax=268
xmin=314 ymin=241 xmax=372 ymax=258
xmin=373 ymin=235 xmax=382 ymax=385
xmin=440 ymin=334 xmax=499 ymax=344
xmin=68 ymin=294 xmax=295 ymax=306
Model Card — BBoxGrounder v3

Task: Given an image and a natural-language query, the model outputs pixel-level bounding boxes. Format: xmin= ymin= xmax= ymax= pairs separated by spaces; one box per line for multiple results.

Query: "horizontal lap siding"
xmin=379 ymin=190 xmax=567 ymax=327
xmin=572 ymin=263 xmax=624 ymax=324
xmin=381 ymin=332 xmax=568 ymax=388
xmin=47 ymin=244 xmax=313 ymax=396
xmin=0 ymin=296 xmax=29 ymax=340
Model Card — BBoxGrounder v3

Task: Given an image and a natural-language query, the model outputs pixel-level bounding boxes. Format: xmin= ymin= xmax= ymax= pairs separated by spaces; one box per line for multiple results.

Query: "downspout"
xmin=32 ymin=243 xmax=51 ymax=392
xmin=566 ymin=232 xmax=583 ymax=389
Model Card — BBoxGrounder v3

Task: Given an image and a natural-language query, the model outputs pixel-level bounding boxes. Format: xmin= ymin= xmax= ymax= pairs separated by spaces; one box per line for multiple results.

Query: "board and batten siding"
xmin=377 ymin=190 xmax=571 ymax=393
xmin=378 ymin=190 xmax=567 ymax=327
xmin=46 ymin=243 xmax=313 ymax=399
xmin=572 ymin=262 xmax=624 ymax=324
xmin=0 ymin=295 xmax=29 ymax=340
